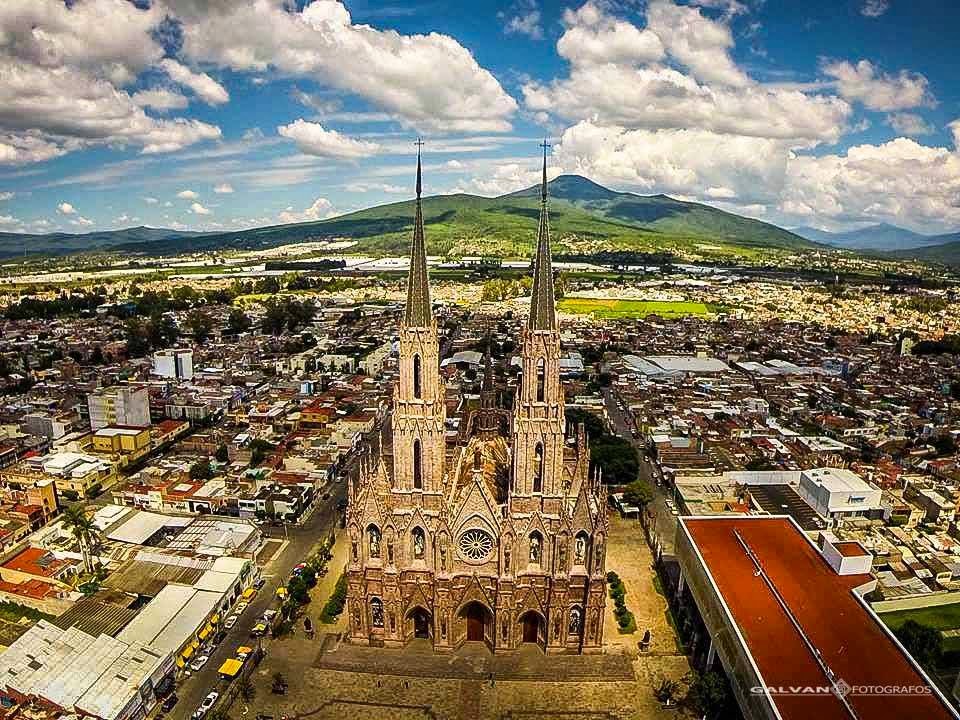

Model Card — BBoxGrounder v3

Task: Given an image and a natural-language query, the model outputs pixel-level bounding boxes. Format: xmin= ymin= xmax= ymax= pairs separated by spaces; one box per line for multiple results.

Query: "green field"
xmin=880 ymin=602 xmax=960 ymax=653
xmin=558 ymin=297 xmax=717 ymax=319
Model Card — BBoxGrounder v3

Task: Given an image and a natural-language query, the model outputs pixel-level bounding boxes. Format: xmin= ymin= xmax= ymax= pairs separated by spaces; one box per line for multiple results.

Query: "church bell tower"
xmin=392 ymin=143 xmax=445 ymax=498
xmin=511 ymin=142 xmax=566 ymax=509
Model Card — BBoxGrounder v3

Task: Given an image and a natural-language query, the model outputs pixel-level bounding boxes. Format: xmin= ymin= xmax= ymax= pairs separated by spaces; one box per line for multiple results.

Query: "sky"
xmin=0 ymin=0 xmax=958 ymax=237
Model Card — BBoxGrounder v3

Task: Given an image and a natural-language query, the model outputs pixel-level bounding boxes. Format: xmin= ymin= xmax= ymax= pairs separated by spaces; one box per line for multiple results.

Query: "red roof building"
xmin=676 ymin=516 xmax=957 ymax=720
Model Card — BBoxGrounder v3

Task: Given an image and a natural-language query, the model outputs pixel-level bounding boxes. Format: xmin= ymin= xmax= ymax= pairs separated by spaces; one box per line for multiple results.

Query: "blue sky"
xmin=0 ymin=0 xmax=958 ymax=236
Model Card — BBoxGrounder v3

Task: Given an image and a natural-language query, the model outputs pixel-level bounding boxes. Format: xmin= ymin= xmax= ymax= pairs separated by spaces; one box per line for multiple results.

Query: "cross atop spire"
xmin=404 ymin=140 xmax=432 ymax=327
xmin=539 ymin=139 xmax=550 ymax=203
xmin=528 ymin=140 xmax=557 ymax=331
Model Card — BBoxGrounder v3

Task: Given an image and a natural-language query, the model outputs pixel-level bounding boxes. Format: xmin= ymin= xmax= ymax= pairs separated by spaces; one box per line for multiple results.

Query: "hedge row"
xmin=607 ymin=571 xmax=636 ymax=634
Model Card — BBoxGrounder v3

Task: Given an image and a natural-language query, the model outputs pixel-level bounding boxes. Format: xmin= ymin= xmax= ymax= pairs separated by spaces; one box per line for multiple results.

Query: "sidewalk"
xmin=603 ymin=514 xmax=682 ymax=657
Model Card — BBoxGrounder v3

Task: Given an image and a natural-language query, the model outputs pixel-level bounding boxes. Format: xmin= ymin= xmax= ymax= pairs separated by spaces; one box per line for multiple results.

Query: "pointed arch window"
xmin=529 ymin=531 xmax=543 ymax=566
xmin=533 ymin=443 xmax=544 ymax=493
xmin=370 ymin=597 xmax=384 ymax=628
xmin=413 ymin=439 xmax=423 ymax=490
xmin=574 ymin=531 xmax=590 ymax=566
xmin=412 ymin=527 xmax=425 ymax=559
xmin=413 ymin=354 xmax=423 ymax=399
xmin=368 ymin=525 xmax=381 ymax=559
xmin=535 ymin=357 xmax=545 ymax=402
xmin=473 ymin=449 xmax=482 ymax=471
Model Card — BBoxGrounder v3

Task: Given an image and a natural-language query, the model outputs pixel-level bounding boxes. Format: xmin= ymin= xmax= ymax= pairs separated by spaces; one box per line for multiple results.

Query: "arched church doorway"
xmin=410 ymin=607 xmax=431 ymax=639
xmin=461 ymin=601 xmax=489 ymax=642
xmin=520 ymin=610 xmax=544 ymax=645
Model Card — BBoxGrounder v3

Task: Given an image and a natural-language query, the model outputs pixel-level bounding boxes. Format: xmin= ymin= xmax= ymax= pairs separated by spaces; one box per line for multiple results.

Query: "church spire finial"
xmin=528 ymin=140 xmax=557 ymax=331
xmin=404 ymin=139 xmax=431 ymax=327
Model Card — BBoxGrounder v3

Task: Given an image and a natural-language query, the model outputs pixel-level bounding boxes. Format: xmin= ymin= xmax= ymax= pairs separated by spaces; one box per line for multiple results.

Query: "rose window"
xmin=458 ymin=529 xmax=494 ymax=562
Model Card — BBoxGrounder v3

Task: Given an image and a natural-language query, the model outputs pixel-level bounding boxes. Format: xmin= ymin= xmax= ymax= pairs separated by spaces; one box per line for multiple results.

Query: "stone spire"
xmin=404 ymin=140 xmax=432 ymax=328
xmin=527 ymin=140 xmax=556 ymax=332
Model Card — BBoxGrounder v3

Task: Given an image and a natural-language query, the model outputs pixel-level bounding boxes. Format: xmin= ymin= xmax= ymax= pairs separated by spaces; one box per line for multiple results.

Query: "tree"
xmin=687 ymin=671 xmax=731 ymax=720
xmin=124 ymin=318 xmax=151 ymax=358
xmin=262 ymin=299 xmax=288 ymax=335
xmin=622 ymin=480 xmax=654 ymax=509
xmin=61 ymin=506 xmax=97 ymax=575
xmin=654 ymin=677 xmax=680 ymax=705
xmin=215 ymin=444 xmax=229 ymax=463
xmin=238 ymin=677 xmax=256 ymax=703
xmin=189 ymin=458 xmax=214 ymax=481
xmin=895 ymin=620 xmax=942 ymax=668
xmin=227 ymin=308 xmax=252 ymax=334
xmin=287 ymin=575 xmax=310 ymax=605
xmin=185 ymin=309 xmax=213 ymax=343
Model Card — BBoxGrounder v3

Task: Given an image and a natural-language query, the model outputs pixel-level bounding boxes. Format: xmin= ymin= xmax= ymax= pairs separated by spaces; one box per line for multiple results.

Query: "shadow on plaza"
xmin=314 ymin=634 xmax=635 ymax=682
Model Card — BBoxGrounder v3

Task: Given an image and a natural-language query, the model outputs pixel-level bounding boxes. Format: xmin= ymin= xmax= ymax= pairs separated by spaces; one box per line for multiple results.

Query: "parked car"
xmin=189 ymin=655 xmax=210 ymax=672
xmin=193 ymin=692 xmax=219 ymax=719
xmin=262 ymin=609 xmax=278 ymax=622
xmin=250 ymin=622 xmax=267 ymax=637
xmin=161 ymin=695 xmax=178 ymax=713
xmin=254 ymin=577 xmax=266 ymax=589
xmin=224 ymin=616 xmax=238 ymax=630
xmin=234 ymin=601 xmax=249 ymax=614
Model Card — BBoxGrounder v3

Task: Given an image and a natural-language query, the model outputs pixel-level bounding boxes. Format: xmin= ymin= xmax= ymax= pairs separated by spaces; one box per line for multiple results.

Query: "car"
xmin=224 ymin=616 xmax=238 ymax=630
xmin=161 ymin=694 xmax=178 ymax=713
xmin=262 ymin=609 xmax=277 ymax=622
xmin=254 ymin=577 xmax=266 ymax=589
xmin=192 ymin=692 xmax=219 ymax=719
xmin=234 ymin=601 xmax=249 ymax=614
xmin=189 ymin=655 xmax=209 ymax=672
xmin=250 ymin=622 xmax=267 ymax=637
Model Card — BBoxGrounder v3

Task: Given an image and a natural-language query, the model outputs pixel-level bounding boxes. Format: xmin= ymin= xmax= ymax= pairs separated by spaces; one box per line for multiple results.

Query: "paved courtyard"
xmin=234 ymin=518 xmax=692 ymax=720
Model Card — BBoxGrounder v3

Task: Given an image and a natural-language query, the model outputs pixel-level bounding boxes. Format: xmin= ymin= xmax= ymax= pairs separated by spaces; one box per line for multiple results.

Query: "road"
xmin=601 ymin=387 xmax=678 ymax=555
xmin=168 ymin=477 xmax=348 ymax=720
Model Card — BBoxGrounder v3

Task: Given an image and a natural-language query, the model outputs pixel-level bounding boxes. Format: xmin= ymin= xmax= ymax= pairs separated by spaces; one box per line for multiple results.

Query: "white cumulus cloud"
xmin=190 ymin=202 xmax=211 ymax=215
xmin=277 ymin=120 xmax=380 ymax=159
xmin=278 ymin=197 xmax=339 ymax=224
xmin=57 ymin=202 xmax=76 ymax=215
xmin=822 ymin=59 xmax=934 ymax=111
xmin=177 ymin=189 xmax=199 ymax=199
xmin=170 ymin=0 xmax=516 ymax=132
xmin=159 ymin=58 xmax=230 ymax=106
xmin=214 ymin=183 xmax=234 ymax=194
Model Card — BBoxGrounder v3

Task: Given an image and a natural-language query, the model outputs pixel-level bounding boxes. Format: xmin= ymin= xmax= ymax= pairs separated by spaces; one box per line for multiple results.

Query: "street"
xmin=601 ymin=387 xmax=677 ymax=555
xmin=167 ymin=477 xmax=347 ymax=720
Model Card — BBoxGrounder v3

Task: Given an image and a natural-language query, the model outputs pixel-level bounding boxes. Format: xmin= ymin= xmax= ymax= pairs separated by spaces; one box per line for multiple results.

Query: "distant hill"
xmin=0 ymin=176 xmax=817 ymax=260
xmin=0 ymin=226 xmax=204 ymax=257
xmin=889 ymin=233 xmax=960 ymax=265
xmin=792 ymin=223 xmax=958 ymax=251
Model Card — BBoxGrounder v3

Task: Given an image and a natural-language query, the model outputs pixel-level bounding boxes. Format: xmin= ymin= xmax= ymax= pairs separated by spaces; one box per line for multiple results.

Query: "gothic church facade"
xmin=345 ymin=146 xmax=608 ymax=654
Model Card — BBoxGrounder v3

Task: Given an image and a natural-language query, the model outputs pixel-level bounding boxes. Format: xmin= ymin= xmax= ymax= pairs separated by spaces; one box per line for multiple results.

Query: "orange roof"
xmin=2 ymin=547 xmax=70 ymax=577
xmin=682 ymin=516 xmax=955 ymax=720
xmin=0 ymin=578 xmax=60 ymax=599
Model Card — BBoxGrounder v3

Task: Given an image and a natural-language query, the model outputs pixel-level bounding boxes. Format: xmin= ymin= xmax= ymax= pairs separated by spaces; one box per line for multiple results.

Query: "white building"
xmin=87 ymin=386 xmax=151 ymax=431
xmin=153 ymin=348 xmax=194 ymax=381
xmin=798 ymin=468 xmax=884 ymax=524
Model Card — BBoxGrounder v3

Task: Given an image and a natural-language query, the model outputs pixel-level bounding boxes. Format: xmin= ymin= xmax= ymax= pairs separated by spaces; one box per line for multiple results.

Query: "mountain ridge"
xmin=0 ymin=175 xmax=816 ymax=259
xmin=791 ymin=222 xmax=960 ymax=251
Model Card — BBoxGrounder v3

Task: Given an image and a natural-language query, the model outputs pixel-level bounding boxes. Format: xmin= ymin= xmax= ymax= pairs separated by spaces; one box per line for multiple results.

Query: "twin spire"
xmin=403 ymin=140 xmax=432 ymax=328
xmin=527 ymin=140 xmax=557 ymax=332
xmin=403 ymin=139 xmax=557 ymax=332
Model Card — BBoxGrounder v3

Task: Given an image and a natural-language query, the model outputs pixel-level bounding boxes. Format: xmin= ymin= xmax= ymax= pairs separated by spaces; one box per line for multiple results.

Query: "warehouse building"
xmin=674 ymin=515 xmax=957 ymax=720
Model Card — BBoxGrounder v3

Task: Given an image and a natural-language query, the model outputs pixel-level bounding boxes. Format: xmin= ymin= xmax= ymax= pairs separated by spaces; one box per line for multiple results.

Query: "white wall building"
xmin=87 ymin=386 xmax=151 ymax=430
xmin=153 ymin=348 xmax=194 ymax=381
xmin=798 ymin=468 xmax=883 ymax=524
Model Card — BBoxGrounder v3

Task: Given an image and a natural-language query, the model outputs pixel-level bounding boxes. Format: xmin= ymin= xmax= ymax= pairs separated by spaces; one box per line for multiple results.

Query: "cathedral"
xmin=344 ymin=145 xmax=608 ymax=654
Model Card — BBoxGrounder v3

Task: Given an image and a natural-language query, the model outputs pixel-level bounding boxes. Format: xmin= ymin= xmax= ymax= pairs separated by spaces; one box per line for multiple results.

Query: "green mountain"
xmin=0 ymin=226 xmax=204 ymax=257
xmin=792 ymin=223 xmax=958 ymax=251
xmin=2 ymin=176 xmax=818 ymax=260
xmin=890 ymin=233 xmax=960 ymax=265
